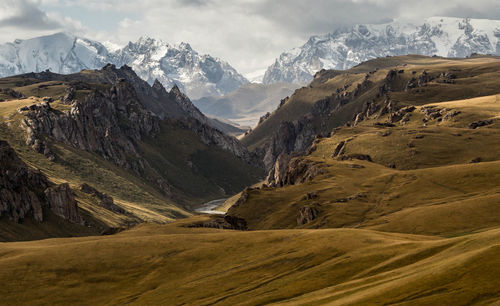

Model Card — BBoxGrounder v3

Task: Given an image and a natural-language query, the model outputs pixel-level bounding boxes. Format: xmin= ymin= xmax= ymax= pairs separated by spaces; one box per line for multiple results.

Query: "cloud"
xmin=0 ymin=0 xmax=62 ymax=29
xmin=2 ymin=0 xmax=500 ymax=76
xmin=0 ymin=0 xmax=84 ymax=41
xmin=107 ymin=0 xmax=500 ymax=75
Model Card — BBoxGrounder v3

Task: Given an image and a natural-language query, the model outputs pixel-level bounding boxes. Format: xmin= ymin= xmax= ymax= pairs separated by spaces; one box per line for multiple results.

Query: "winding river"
xmin=195 ymin=198 xmax=227 ymax=215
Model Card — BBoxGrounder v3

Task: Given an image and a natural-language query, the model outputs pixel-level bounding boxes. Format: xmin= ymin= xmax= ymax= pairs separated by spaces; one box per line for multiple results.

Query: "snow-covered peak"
xmin=111 ymin=37 xmax=248 ymax=99
xmin=0 ymin=33 xmax=248 ymax=99
xmin=0 ymin=32 xmax=109 ymax=77
xmin=264 ymin=17 xmax=500 ymax=84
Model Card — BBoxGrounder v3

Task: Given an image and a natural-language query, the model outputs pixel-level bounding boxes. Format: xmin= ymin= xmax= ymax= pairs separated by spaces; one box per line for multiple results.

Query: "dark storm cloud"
xmin=0 ymin=0 xmax=63 ymax=29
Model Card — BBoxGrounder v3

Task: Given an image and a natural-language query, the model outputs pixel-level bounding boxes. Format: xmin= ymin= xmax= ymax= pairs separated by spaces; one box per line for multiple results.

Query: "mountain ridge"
xmin=0 ymin=33 xmax=248 ymax=100
xmin=264 ymin=17 xmax=500 ymax=84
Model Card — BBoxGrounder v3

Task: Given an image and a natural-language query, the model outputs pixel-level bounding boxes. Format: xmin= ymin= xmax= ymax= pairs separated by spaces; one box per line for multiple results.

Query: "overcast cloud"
xmin=1 ymin=0 xmax=499 ymax=76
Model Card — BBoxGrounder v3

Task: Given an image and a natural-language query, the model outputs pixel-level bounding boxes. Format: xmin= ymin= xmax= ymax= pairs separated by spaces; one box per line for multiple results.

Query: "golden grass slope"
xmin=0 ymin=220 xmax=499 ymax=305
xmin=242 ymin=55 xmax=500 ymax=151
xmin=228 ymin=94 xmax=500 ymax=235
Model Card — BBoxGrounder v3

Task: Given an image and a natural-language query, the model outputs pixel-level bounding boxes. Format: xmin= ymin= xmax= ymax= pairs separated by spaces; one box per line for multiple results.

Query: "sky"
xmin=1 ymin=0 xmax=500 ymax=77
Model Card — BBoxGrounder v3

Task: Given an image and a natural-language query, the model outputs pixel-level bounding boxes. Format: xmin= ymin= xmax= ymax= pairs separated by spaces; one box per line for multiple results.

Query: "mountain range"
xmin=0 ymin=33 xmax=248 ymax=100
xmin=264 ymin=17 xmax=500 ymax=84
xmin=2 ymin=14 xmax=500 ymax=304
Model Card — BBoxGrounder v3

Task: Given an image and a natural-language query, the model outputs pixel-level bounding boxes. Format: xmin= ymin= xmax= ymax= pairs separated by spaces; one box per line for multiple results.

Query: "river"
xmin=195 ymin=198 xmax=227 ymax=215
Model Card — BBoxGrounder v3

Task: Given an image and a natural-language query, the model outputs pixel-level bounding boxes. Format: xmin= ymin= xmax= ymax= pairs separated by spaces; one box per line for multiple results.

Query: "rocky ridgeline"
xmin=20 ymin=79 xmax=161 ymax=176
xmin=15 ymin=65 xmax=261 ymax=198
xmin=258 ymin=67 xmax=456 ymax=173
xmin=0 ymin=140 xmax=82 ymax=224
xmin=259 ymin=70 xmax=388 ymax=171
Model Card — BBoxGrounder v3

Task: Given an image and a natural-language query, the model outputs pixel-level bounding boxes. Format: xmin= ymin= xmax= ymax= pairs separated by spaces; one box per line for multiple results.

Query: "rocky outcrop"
xmin=266 ymin=156 xmax=324 ymax=187
xmin=388 ymin=106 xmax=416 ymax=123
xmin=45 ymin=183 xmax=82 ymax=224
xmin=297 ymin=205 xmax=319 ymax=225
xmin=263 ymin=122 xmax=298 ymax=170
xmin=20 ymin=81 xmax=160 ymax=175
xmin=469 ymin=120 xmax=494 ymax=129
xmin=0 ymin=140 xmax=46 ymax=222
xmin=421 ymin=106 xmax=463 ymax=123
xmin=80 ymin=183 xmax=125 ymax=214
xmin=0 ymin=140 xmax=82 ymax=224
xmin=231 ymin=187 xmax=253 ymax=208
xmin=0 ymin=88 xmax=25 ymax=100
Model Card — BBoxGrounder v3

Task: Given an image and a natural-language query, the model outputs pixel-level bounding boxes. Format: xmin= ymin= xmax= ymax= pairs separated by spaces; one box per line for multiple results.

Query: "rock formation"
xmin=0 ymin=140 xmax=82 ymax=224
xmin=45 ymin=183 xmax=82 ymax=224
xmin=80 ymin=183 xmax=125 ymax=214
xmin=266 ymin=155 xmax=324 ymax=187
xmin=297 ymin=206 xmax=319 ymax=225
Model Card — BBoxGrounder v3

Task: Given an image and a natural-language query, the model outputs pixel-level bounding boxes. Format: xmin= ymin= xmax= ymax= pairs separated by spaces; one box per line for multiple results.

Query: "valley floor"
xmin=1 ymin=217 xmax=499 ymax=305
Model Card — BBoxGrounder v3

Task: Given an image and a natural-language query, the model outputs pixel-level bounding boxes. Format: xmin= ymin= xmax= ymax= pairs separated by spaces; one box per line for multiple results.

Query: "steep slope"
xmin=264 ymin=17 xmax=500 ymax=84
xmin=0 ymin=33 xmax=248 ymax=100
xmin=0 ymin=65 xmax=263 ymax=240
xmin=0 ymin=139 xmax=107 ymax=241
xmin=194 ymin=82 xmax=299 ymax=127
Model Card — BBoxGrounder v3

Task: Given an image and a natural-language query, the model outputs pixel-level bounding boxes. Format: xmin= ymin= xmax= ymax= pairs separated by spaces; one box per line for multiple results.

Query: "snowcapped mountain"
xmin=0 ymin=32 xmax=109 ymax=77
xmin=110 ymin=37 xmax=248 ymax=99
xmin=263 ymin=17 xmax=500 ymax=84
xmin=0 ymin=33 xmax=248 ymax=99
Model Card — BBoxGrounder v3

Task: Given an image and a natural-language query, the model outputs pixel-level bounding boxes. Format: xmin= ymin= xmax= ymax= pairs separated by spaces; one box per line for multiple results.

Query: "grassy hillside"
xmin=229 ymin=93 xmax=500 ymax=235
xmin=0 ymin=71 xmax=262 ymax=237
xmin=242 ymin=55 xmax=500 ymax=151
xmin=0 ymin=220 xmax=499 ymax=305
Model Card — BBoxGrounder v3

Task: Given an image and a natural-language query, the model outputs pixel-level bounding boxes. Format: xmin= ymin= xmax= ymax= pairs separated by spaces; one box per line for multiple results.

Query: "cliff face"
xmin=0 ymin=140 xmax=82 ymax=224
xmin=21 ymin=80 xmax=160 ymax=176
xmin=9 ymin=65 xmax=262 ymax=204
xmin=18 ymin=65 xmax=260 ymax=168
